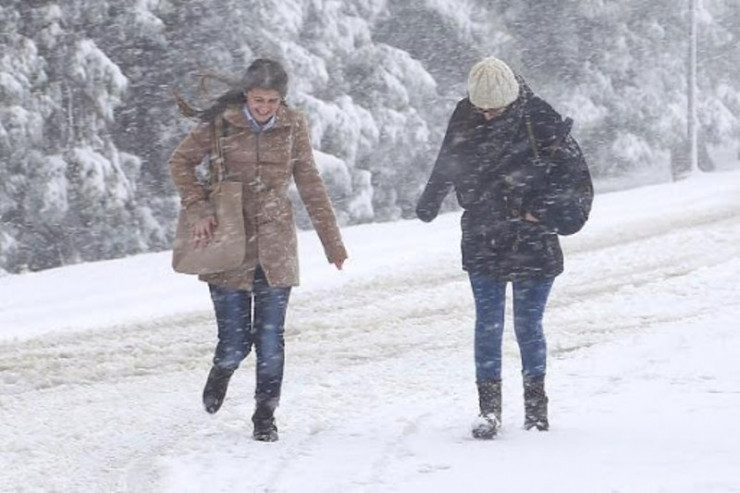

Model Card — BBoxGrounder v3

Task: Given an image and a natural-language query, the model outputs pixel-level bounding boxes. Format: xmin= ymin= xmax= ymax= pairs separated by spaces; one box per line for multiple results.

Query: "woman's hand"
xmin=331 ymin=254 xmax=347 ymax=270
xmin=192 ymin=216 xmax=217 ymax=249
xmin=523 ymin=211 xmax=540 ymax=223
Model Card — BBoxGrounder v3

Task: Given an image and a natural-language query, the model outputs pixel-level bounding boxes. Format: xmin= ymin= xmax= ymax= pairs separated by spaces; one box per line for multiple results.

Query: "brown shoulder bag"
xmin=171 ymin=117 xmax=246 ymax=275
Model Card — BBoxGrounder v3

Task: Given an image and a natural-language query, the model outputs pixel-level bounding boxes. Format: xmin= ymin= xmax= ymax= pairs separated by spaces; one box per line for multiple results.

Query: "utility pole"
xmin=687 ymin=0 xmax=699 ymax=175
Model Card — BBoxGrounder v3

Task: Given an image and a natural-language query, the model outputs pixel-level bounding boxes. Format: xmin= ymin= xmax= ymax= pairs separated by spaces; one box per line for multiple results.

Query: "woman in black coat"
xmin=416 ymin=57 xmax=592 ymax=439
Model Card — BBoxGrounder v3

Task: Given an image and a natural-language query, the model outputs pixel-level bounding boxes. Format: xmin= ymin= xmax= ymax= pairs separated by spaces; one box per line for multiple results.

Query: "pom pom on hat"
xmin=467 ymin=57 xmax=520 ymax=110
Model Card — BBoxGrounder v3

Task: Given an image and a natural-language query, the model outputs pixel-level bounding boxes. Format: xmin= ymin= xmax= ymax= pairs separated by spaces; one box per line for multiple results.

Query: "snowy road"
xmin=1 ymin=172 xmax=739 ymax=492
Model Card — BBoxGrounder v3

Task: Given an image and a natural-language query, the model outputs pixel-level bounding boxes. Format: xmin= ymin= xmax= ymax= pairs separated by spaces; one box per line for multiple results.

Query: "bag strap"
xmin=524 ymin=113 xmax=540 ymax=161
xmin=210 ymin=115 xmax=226 ymax=183
xmin=525 ymin=113 xmax=575 ymax=173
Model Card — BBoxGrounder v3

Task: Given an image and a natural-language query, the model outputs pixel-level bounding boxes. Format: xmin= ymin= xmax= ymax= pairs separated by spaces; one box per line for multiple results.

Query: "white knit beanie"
xmin=467 ymin=57 xmax=520 ymax=110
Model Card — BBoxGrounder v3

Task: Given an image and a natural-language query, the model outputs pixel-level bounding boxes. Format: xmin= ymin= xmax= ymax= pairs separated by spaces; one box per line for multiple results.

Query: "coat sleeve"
xmin=415 ymin=101 xmax=466 ymax=222
xmin=291 ymin=114 xmax=348 ymax=265
xmin=168 ymin=122 xmax=215 ymax=224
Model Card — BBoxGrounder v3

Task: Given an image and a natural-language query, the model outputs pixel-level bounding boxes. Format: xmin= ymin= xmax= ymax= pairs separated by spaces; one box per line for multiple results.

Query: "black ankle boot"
xmin=524 ymin=376 xmax=549 ymax=431
xmin=472 ymin=379 xmax=502 ymax=439
xmin=202 ymin=366 xmax=234 ymax=414
xmin=252 ymin=400 xmax=279 ymax=442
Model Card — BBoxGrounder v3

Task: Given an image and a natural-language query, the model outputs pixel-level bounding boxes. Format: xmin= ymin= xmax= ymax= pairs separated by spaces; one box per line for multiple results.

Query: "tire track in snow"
xmin=547 ymin=215 xmax=740 ymax=354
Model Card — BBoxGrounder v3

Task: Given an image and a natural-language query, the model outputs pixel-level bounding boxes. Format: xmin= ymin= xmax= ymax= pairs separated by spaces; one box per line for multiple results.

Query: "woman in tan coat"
xmin=169 ymin=59 xmax=347 ymax=442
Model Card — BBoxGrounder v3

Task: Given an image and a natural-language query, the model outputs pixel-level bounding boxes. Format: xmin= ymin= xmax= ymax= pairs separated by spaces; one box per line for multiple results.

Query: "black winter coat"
xmin=416 ymin=89 xmax=591 ymax=281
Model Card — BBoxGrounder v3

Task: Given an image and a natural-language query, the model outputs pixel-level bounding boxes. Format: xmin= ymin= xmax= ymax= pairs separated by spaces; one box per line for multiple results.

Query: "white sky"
xmin=1 ymin=170 xmax=739 ymax=492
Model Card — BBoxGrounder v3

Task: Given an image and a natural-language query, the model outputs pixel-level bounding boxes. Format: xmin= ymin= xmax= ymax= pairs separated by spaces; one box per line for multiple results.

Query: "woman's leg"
xmin=468 ymin=273 xmax=507 ymax=382
xmin=468 ymin=273 xmax=507 ymax=438
xmin=512 ymin=277 xmax=554 ymax=430
xmin=203 ymin=284 xmax=253 ymax=414
xmin=511 ymin=278 xmax=554 ymax=379
xmin=208 ymin=284 xmax=253 ymax=370
xmin=251 ymin=267 xmax=291 ymax=440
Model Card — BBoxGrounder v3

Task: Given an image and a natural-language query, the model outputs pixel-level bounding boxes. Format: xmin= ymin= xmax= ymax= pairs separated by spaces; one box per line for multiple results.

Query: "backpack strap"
xmin=525 ymin=113 xmax=576 ymax=170
xmin=524 ymin=113 xmax=540 ymax=161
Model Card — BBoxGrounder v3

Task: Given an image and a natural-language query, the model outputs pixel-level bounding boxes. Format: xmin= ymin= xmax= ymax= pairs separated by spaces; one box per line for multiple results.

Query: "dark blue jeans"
xmin=468 ymin=274 xmax=554 ymax=381
xmin=208 ymin=267 xmax=291 ymax=404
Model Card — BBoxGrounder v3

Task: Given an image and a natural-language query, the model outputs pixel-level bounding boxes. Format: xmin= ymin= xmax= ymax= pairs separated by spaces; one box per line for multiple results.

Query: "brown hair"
xmin=174 ymin=58 xmax=289 ymax=122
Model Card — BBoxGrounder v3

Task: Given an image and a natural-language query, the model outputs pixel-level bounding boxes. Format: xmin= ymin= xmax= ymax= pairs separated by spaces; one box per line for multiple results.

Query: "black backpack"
xmin=518 ymin=115 xmax=593 ymax=236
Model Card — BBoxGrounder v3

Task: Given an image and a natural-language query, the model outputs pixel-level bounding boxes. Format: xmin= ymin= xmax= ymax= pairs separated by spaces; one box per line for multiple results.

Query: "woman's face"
xmin=473 ymin=105 xmax=508 ymax=121
xmin=245 ymin=88 xmax=282 ymax=123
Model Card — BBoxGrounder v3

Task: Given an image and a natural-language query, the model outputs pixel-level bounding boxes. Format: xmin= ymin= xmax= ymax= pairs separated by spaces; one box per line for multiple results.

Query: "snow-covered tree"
xmin=0 ymin=2 xmax=154 ymax=271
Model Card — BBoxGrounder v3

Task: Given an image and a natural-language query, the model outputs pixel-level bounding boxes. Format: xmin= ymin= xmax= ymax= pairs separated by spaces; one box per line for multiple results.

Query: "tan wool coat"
xmin=169 ymin=104 xmax=347 ymax=290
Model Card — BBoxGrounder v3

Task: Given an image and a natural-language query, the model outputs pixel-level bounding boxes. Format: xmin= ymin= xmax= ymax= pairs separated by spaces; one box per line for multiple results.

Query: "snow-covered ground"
xmin=1 ymin=170 xmax=739 ymax=493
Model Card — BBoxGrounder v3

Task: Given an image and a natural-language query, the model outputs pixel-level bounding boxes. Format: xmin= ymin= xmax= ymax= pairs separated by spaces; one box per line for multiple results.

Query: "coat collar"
xmin=222 ymin=104 xmax=291 ymax=131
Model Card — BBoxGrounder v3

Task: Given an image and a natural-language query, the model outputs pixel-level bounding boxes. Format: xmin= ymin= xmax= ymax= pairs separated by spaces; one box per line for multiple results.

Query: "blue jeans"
xmin=468 ymin=274 xmax=554 ymax=381
xmin=208 ymin=267 xmax=291 ymax=404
